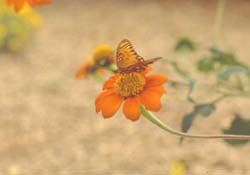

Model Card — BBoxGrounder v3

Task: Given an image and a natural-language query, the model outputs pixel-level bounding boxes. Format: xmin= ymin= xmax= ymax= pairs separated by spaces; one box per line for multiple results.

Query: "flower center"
xmin=114 ymin=72 xmax=146 ymax=97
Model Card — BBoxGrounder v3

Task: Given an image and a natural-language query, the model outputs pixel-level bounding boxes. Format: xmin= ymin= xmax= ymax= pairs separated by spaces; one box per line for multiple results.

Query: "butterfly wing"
xmin=125 ymin=57 xmax=162 ymax=72
xmin=116 ymin=39 xmax=144 ymax=72
xmin=143 ymin=57 xmax=162 ymax=65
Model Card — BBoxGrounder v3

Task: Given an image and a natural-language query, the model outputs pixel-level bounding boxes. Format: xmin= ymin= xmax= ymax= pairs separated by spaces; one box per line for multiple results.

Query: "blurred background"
xmin=0 ymin=0 xmax=250 ymax=174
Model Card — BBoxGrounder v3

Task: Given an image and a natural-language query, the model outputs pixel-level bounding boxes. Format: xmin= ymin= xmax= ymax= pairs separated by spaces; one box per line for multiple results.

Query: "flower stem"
xmin=140 ymin=106 xmax=250 ymax=140
xmin=92 ymin=73 xmax=104 ymax=83
xmin=213 ymin=91 xmax=250 ymax=104
xmin=214 ymin=0 xmax=226 ymax=43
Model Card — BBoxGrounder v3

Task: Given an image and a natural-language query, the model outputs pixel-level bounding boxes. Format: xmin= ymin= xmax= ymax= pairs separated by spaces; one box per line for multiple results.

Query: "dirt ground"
xmin=0 ymin=0 xmax=250 ymax=174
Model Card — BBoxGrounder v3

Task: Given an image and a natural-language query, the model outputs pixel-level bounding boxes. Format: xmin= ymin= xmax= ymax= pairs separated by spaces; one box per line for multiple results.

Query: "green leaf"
xmin=214 ymin=52 xmax=238 ymax=66
xmin=188 ymin=79 xmax=196 ymax=94
xmin=197 ymin=57 xmax=215 ymax=73
xmin=181 ymin=111 xmax=197 ymax=133
xmin=195 ymin=103 xmax=216 ymax=117
xmin=175 ymin=37 xmax=196 ymax=54
xmin=180 ymin=111 xmax=197 ymax=143
xmin=223 ymin=115 xmax=250 ymax=146
xmin=181 ymin=103 xmax=216 ymax=133
xmin=217 ymin=66 xmax=249 ymax=81
xmin=210 ymin=47 xmax=245 ymax=67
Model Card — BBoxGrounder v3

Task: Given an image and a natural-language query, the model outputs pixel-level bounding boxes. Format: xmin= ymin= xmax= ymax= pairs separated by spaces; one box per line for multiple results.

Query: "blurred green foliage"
xmin=197 ymin=57 xmax=215 ymax=73
xmin=172 ymin=36 xmax=250 ymax=145
xmin=181 ymin=103 xmax=216 ymax=142
xmin=175 ymin=37 xmax=196 ymax=54
xmin=0 ymin=0 xmax=42 ymax=52
xmin=218 ymin=66 xmax=250 ymax=81
xmin=197 ymin=47 xmax=247 ymax=73
xmin=223 ymin=115 xmax=250 ymax=146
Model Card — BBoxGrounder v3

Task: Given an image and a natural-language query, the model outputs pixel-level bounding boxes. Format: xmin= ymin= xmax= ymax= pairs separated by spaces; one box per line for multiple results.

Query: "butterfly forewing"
xmin=116 ymin=39 xmax=144 ymax=71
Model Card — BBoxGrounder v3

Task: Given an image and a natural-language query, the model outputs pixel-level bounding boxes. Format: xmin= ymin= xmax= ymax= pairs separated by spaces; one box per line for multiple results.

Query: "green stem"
xmin=92 ymin=73 xmax=104 ymax=83
xmin=214 ymin=0 xmax=226 ymax=43
xmin=235 ymin=75 xmax=244 ymax=91
xmin=140 ymin=106 xmax=250 ymax=140
xmin=214 ymin=91 xmax=250 ymax=103
xmin=212 ymin=94 xmax=228 ymax=104
xmin=168 ymin=61 xmax=190 ymax=80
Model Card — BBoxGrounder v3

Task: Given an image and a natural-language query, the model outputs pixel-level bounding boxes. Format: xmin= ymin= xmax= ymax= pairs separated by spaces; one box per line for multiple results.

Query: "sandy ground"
xmin=0 ymin=0 xmax=250 ymax=174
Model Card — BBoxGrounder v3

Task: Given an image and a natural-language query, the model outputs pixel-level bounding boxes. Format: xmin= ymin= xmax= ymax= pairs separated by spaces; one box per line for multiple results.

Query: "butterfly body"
xmin=116 ymin=39 xmax=162 ymax=73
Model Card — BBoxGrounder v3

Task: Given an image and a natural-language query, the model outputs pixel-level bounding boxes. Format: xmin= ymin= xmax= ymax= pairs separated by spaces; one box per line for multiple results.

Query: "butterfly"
xmin=116 ymin=39 xmax=162 ymax=73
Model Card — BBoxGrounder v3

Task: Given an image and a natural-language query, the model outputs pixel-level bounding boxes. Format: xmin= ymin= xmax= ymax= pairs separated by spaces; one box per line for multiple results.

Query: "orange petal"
xmin=123 ymin=96 xmax=141 ymax=121
xmin=145 ymin=86 xmax=166 ymax=96
xmin=76 ymin=64 xmax=88 ymax=79
xmin=108 ymin=55 xmax=115 ymax=63
xmin=97 ymin=68 xmax=106 ymax=76
xmin=76 ymin=59 xmax=94 ymax=79
xmin=103 ymin=74 xmax=118 ymax=90
xmin=139 ymin=90 xmax=162 ymax=112
xmin=6 ymin=0 xmax=13 ymax=5
xmin=142 ymin=66 xmax=153 ymax=75
xmin=28 ymin=0 xmax=51 ymax=6
xmin=12 ymin=0 xmax=25 ymax=11
xmin=95 ymin=90 xmax=113 ymax=113
xmin=145 ymin=74 xmax=168 ymax=88
xmin=95 ymin=91 xmax=123 ymax=118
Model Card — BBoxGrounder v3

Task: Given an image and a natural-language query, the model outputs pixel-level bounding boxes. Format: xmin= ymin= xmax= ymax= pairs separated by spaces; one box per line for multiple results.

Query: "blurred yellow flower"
xmin=92 ymin=44 xmax=114 ymax=62
xmin=0 ymin=24 xmax=7 ymax=47
xmin=76 ymin=44 xmax=115 ymax=79
xmin=8 ymin=31 xmax=28 ymax=51
xmin=170 ymin=161 xmax=187 ymax=175
xmin=19 ymin=3 xmax=43 ymax=27
xmin=0 ymin=0 xmax=43 ymax=51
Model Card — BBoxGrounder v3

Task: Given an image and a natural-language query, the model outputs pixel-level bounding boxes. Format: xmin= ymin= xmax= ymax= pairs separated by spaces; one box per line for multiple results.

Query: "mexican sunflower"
xmin=95 ymin=67 xmax=168 ymax=121
xmin=6 ymin=0 xmax=51 ymax=12
xmin=76 ymin=44 xmax=115 ymax=79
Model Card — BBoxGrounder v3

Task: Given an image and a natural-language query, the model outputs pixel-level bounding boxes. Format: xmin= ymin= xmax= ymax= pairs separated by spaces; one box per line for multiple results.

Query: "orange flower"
xmin=6 ymin=0 xmax=51 ymax=12
xmin=76 ymin=44 xmax=115 ymax=79
xmin=95 ymin=67 xmax=168 ymax=121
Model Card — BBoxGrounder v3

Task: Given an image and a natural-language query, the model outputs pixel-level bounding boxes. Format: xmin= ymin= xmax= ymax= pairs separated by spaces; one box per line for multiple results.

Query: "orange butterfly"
xmin=116 ymin=39 xmax=161 ymax=73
